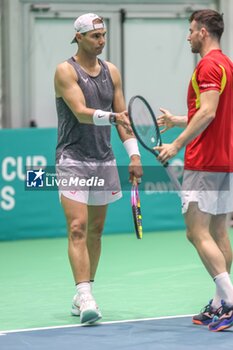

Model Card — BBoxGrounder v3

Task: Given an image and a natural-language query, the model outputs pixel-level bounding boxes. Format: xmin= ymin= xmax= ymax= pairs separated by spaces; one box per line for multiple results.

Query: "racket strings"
xmin=130 ymin=99 xmax=161 ymax=149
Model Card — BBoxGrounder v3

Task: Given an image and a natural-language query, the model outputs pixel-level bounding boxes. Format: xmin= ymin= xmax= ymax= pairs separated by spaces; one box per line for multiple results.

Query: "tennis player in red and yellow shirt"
xmin=186 ymin=49 xmax=233 ymax=172
xmin=156 ymin=9 xmax=233 ymax=332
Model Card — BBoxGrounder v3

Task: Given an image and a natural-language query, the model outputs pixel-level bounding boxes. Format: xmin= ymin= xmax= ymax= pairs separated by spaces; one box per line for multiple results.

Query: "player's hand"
xmin=115 ymin=111 xmax=133 ymax=135
xmin=128 ymin=155 xmax=143 ymax=183
xmin=154 ymin=143 xmax=178 ymax=164
xmin=157 ymin=108 xmax=175 ymax=133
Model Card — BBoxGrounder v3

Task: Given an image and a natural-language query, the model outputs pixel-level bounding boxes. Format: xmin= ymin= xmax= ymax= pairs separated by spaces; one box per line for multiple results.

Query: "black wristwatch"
xmin=109 ymin=113 xmax=117 ymax=125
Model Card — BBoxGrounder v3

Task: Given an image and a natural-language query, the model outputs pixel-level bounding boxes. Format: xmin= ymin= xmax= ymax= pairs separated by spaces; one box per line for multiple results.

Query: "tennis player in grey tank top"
xmin=56 ymin=57 xmax=114 ymax=162
xmin=54 ymin=13 xmax=142 ymax=325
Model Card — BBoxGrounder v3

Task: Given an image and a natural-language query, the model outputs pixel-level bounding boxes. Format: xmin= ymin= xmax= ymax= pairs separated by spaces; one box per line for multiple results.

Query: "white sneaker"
xmin=71 ymin=294 xmax=81 ymax=316
xmin=71 ymin=293 xmax=102 ymax=324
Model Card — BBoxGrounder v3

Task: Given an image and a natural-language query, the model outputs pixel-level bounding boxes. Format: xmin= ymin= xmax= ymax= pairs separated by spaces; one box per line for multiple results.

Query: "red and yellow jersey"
xmin=185 ymin=49 xmax=233 ymax=172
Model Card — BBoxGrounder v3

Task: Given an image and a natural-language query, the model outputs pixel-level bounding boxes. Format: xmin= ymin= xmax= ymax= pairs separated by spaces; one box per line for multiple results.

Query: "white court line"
xmin=0 ymin=314 xmax=194 ymax=335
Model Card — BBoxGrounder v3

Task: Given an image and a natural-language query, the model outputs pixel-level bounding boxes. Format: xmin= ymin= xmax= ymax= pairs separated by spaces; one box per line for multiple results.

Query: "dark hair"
xmin=189 ymin=9 xmax=224 ymax=40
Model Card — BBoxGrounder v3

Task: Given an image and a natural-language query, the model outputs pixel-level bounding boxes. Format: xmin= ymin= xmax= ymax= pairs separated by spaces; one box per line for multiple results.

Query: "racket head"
xmin=128 ymin=95 xmax=162 ymax=156
xmin=131 ymin=183 xmax=143 ymax=239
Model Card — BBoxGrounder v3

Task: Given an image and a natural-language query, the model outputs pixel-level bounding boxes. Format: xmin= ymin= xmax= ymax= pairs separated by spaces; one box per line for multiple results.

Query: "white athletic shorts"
xmin=56 ymin=156 xmax=122 ymax=205
xmin=181 ymin=170 xmax=233 ymax=215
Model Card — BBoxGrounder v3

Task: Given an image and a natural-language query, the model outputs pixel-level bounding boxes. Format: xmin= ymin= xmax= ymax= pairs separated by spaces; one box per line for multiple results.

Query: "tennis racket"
xmin=128 ymin=95 xmax=182 ymax=192
xmin=131 ymin=181 xmax=143 ymax=239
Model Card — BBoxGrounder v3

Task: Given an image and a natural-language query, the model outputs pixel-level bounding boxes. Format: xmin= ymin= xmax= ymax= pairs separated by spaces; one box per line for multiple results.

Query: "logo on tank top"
xmin=81 ymin=76 xmax=88 ymax=83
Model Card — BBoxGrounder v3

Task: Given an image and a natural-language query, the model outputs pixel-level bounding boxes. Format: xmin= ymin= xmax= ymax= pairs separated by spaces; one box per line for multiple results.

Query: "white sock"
xmin=90 ymin=281 xmax=94 ymax=291
xmin=211 ymin=292 xmax=222 ymax=310
xmin=76 ymin=282 xmax=91 ymax=296
xmin=214 ymin=272 xmax=233 ymax=307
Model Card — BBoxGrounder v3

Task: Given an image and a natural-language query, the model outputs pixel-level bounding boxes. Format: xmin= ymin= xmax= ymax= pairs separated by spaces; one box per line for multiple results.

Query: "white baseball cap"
xmin=71 ymin=13 xmax=105 ymax=43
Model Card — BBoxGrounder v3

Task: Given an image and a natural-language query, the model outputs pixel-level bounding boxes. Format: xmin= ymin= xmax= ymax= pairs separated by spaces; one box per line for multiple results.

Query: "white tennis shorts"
xmin=56 ymin=157 xmax=122 ymax=205
xmin=181 ymin=170 xmax=233 ymax=215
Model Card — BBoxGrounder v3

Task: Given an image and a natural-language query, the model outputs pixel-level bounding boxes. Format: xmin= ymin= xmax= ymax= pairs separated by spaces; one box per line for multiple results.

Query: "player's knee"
xmin=69 ymin=219 xmax=86 ymax=241
xmin=88 ymin=219 xmax=104 ymax=237
xmin=186 ymin=229 xmax=195 ymax=244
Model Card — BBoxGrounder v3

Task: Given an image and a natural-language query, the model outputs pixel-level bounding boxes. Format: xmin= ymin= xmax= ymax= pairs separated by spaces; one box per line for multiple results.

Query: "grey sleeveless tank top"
xmin=56 ymin=57 xmax=115 ymax=162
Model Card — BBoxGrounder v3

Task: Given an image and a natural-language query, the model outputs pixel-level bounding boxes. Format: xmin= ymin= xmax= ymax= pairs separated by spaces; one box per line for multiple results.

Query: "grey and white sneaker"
xmin=71 ymin=294 xmax=81 ymax=316
xmin=71 ymin=293 xmax=102 ymax=324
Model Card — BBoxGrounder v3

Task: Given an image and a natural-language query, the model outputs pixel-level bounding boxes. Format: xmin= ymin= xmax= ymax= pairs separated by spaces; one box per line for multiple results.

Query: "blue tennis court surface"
xmin=1 ymin=315 xmax=232 ymax=350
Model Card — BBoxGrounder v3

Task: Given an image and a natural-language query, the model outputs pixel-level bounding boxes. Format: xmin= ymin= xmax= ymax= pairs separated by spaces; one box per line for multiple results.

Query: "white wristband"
xmin=123 ymin=138 xmax=141 ymax=158
xmin=93 ymin=110 xmax=111 ymax=126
